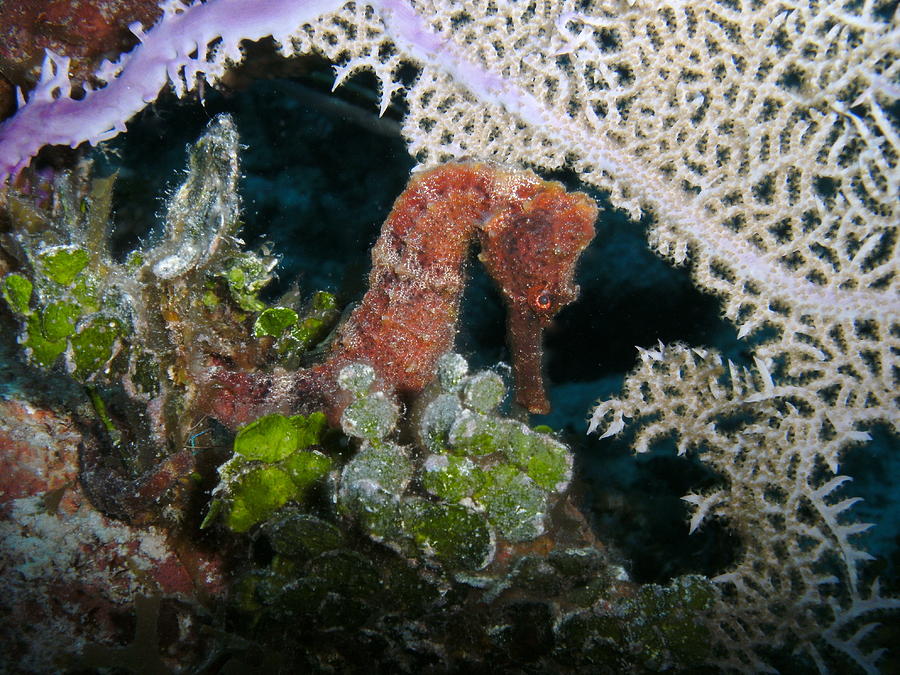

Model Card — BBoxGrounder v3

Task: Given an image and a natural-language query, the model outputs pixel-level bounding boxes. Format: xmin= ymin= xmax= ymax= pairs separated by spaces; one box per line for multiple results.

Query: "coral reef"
xmin=0 ymin=117 xmax=615 ymax=670
xmin=0 ymin=399 xmax=226 ymax=672
xmin=204 ymin=353 xmax=577 ymax=567
xmin=0 ymin=0 xmax=897 ymax=671
xmin=200 ymin=356 xmax=721 ymax=671
xmin=0 ymin=114 xmax=340 ymax=525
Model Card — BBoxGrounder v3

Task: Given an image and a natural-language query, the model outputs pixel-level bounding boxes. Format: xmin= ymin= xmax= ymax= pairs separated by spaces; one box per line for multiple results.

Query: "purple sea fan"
xmin=0 ymin=0 xmax=346 ymax=180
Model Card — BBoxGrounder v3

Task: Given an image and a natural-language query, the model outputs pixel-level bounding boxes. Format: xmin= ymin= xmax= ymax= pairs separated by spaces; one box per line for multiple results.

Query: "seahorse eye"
xmin=535 ymin=290 xmax=553 ymax=310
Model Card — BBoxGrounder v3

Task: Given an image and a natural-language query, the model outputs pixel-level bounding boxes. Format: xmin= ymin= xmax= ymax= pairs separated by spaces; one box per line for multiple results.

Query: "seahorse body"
xmin=295 ymin=162 xmax=597 ymax=419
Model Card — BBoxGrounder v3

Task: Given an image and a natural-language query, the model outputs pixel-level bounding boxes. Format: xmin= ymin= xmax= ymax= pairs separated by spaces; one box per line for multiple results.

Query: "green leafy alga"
xmin=24 ymin=315 xmax=67 ymax=367
xmin=225 ymin=466 xmax=299 ymax=533
xmin=235 ymin=414 xmax=305 ymax=462
xmin=39 ymin=247 xmax=90 ymax=286
xmin=205 ymin=412 xmax=331 ymax=533
xmin=70 ymin=319 xmax=123 ymax=376
xmin=2 ymin=274 xmax=33 ymax=315
xmin=41 ymin=301 xmax=80 ymax=341
xmin=253 ymin=307 xmax=299 ymax=338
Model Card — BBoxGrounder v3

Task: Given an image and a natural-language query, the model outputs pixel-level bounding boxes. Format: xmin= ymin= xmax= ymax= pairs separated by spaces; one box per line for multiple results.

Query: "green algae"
xmin=214 ymin=446 xmax=333 ymax=533
xmin=40 ymin=301 xmax=80 ymax=341
xmin=326 ymin=355 xmax=574 ymax=570
xmin=436 ymin=351 xmax=468 ymax=392
xmin=286 ymin=291 xmax=338 ymax=352
xmin=402 ymin=498 xmax=494 ymax=569
xmin=225 ymin=465 xmax=299 ymax=533
xmin=282 ymin=449 xmax=332 ymax=487
xmin=204 ymin=412 xmax=332 ymax=533
xmin=220 ymin=252 xmax=275 ymax=312
xmin=417 ymin=393 xmax=463 ymax=452
xmin=336 ymin=362 xmax=376 ymax=397
xmin=554 ymin=575 xmax=718 ymax=670
xmin=253 ymin=307 xmax=299 ymax=337
xmin=340 ymin=440 xmax=413 ymax=496
xmin=232 ymin=413 xmax=327 ymax=463
xmin=38 ymin=247 xmax=90 ymax=286
xmin=422 ymin=453 xmax=485 ymax=502
xmin=234 ymin=414 xmax=306 ymax=462
xmin=71 ymin=319 xmax=123 ymax=376
xmin=524 ymin=439 xmax=571 ymax=491
xmin=71 ymin=275 xmax=100 ymax=311
xmin=3 ymin=244 xmax=120 ymax=379
xmin=263 ymin=510 xmax=345 ymax=558
xmin=447 ymin=409 xmax=502 ymax=456
xmin=462 ymin=370 xmax=506 ymax=412
xmin=341 ymin=391 xmax=399 ymax=442
xmin=478 ymin=463 xmax=547 ymax=542
xmin=290 ymin=412 xmax=328 ymax=451
xmin=2 ymin=273 xmax=32 ymax=315
xmin=250 ymin=295 xmax=338 ymax=359
xmin=24 ymin=314 xmax=67 ymax=367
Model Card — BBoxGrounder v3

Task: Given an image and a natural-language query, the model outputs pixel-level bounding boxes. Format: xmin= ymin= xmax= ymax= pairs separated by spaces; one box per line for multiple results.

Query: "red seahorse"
xmin=212 ymin=162 xmax=597 ymax=426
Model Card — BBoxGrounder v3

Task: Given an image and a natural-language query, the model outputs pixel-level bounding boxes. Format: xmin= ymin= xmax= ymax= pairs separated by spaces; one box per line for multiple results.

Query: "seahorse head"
xmin=479 ymin=175 xmax=597 ymax=414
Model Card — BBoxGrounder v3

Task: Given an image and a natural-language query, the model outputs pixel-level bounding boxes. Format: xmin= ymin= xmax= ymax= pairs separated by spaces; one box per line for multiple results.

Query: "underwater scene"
xmin=0 ymin=1 xmax=898 ymax=673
